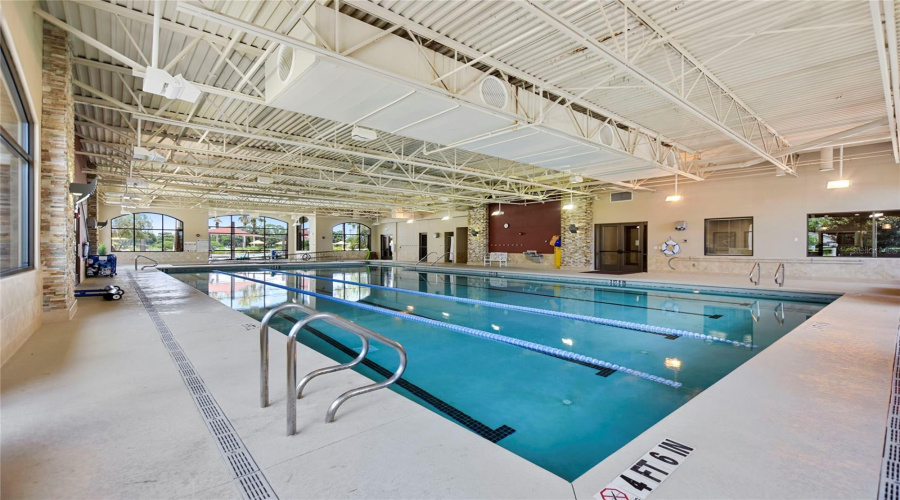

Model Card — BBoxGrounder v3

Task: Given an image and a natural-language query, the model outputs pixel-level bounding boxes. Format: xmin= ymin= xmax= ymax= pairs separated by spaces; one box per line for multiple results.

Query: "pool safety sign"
xmin=595 ymin=438 xmax=694 ymax=500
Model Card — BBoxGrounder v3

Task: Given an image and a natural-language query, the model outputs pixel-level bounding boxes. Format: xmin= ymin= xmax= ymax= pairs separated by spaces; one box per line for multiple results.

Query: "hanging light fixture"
xmin=562 ymin=193 xmax=575 ymax=210
xmin=826 ymin=145 xmax=850 ymax=189
xmin=442 ymin=208 xmax=451 ymax=221
xmin=491 ymin=203 xmax=504 ymax=216
xmin=666 ymin=174 xmax=682 ymax=202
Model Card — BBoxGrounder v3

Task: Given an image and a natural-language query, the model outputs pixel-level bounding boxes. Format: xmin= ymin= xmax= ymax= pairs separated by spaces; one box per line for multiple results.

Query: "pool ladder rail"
xmin=413 ymin=251 xmax=437 ymax=267
xmin=775 ymin=263 xmax=786 ymax=288
xmin=134 ymin=255 xmax=158 ymax=270
xmin=429 ymin=252 xmax=452 ymax=266
xmin=749 ymin=262 xmax=760 ymax=286
xmin=258 ymin=303 xmax=407 ymax=436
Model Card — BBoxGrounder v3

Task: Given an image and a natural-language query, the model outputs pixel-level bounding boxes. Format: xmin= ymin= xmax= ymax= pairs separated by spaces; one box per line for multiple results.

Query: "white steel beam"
xmin=518 ymin=0 xmax=797 ymax=175
xmin=868 ymin=0 xmax=899 ymax=162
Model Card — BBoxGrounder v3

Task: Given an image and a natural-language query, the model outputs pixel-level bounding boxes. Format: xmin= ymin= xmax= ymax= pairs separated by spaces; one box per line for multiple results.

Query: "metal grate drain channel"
xmin=878 ymin=325 xmax=900 ymax=500
xmin=128 ymin=273 xmax=277 ymax=500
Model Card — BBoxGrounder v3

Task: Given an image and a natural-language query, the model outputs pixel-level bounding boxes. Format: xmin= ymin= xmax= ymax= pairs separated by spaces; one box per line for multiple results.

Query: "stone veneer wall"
xmin=467 ymin=206 xmax=488 ymax=265
xmin=561 ymin=196 xmax=593 ymax=269
xmin=39 ymin=23 xmax=75 ymax=315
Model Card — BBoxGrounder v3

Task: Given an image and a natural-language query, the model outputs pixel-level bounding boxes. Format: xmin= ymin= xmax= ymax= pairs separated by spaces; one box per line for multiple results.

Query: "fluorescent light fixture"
xmin=826 ymin=179 xmax=850 ymax=189
xmin=140 ymin=66 xmax=202 ymax=103
xmin=569 ymin=175 xmax=583 ymax=183
xmin=257 ymin=176 xmax=274 ymax=184
xmin=406 ymin=218 xmax=414 ymax=224
xmin=351 ymin=126 xmax=377 ymax=142
xmin=442 ymin=215 xmax=450 ymax=221
xmin=491 ymin=202 xmax=504 ymax=216
xmin=562 ymin=193 xmax=575 ymax=210
xmin=133 ymin=146 xmax=166 ymax=163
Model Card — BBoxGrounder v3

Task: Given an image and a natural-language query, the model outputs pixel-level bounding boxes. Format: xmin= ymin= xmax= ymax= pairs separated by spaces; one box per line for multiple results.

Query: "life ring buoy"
xmin=660 ymin=237 xmax=681 ymax=257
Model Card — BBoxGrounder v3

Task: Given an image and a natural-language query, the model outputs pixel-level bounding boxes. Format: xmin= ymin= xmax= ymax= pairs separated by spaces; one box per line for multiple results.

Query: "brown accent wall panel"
xmin=488 ymin=202 xmax=561 ymax=253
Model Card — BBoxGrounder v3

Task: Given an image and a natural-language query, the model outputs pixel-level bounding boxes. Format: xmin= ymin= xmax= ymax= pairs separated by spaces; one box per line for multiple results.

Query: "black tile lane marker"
xmin=354 ymin=297 xmax=628 ymax=376
xmin=275 ymin=311 xmax=516 ymax=444
xmin=128 ymin=273 xmax=277 ymax=500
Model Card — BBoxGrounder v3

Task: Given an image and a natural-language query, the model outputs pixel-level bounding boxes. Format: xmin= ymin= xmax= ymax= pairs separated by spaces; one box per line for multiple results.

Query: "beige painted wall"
xmin=373 ymin=215 xmax=467 ymax=263
xmin=594 ymin=143 xmax=900 ymax=282
xmin=1 ymin=1 xmax=44 ymax=365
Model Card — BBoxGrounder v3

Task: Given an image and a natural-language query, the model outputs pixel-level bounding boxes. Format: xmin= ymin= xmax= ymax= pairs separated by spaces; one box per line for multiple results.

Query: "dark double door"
xmin=595 ymin=223 xmax=647 ymax=274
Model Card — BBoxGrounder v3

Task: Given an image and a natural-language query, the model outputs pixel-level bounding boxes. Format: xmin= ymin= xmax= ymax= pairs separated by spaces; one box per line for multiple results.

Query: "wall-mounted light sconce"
xmin=470 ymin=229 xmax=479 ymax=237
xmin=568 ymin=224 xmax=578 ymax=233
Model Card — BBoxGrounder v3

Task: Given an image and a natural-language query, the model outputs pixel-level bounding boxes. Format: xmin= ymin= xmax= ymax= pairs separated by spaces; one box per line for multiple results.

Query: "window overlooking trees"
xmin=1 ymin=36 xmax=34 ymax=275
xmin=808 ymin=211 xmax=900 ymax=257
xmin=110 ymin=213 xmax=184 ymax=252
xmin=704 ymin=217 xmax=753 ymax=256
xmin=332 ymin=222 xmax=370 ymax=251
xmin=296 ymin=216 xmax=310 ymax=252
xmin=209 ymin=215 xmax=288 ymax=260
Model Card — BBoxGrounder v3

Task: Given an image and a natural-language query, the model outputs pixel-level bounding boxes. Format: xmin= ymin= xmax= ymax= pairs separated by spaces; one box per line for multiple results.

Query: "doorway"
xmin=419 ymin=232 xmax=428 ymax=260
xmin=455 ymin=227 xmax=468 ymax=264
xmin=595 ymin=222 xmax=647 ymax=274
xmin=380 ymin=234 xmax=393 ymax=260
xmin=443 ymin=232 xmax=454 ymax=262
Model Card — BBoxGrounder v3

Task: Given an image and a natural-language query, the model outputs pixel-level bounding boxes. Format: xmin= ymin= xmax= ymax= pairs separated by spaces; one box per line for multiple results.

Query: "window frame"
xmin=109 ymin=212 xmax=184 ymax=252
xmin=807 ymin=210 xmax=900 ymax=258
xmin=296 ymin=216 xmax=310 ymax=252
xmin=208 ymin=215 xmax=288 ymax=260
xmin=331 ymin=222 xmax=371 ymax=251
xmin=703 ymin=216 xmax=754 ymax=257
xmin=0 ymin=34 xmax=35 ymax=277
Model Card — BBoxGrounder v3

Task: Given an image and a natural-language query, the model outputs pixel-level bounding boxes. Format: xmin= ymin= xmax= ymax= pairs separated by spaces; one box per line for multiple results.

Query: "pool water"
xmin=169 ymin=265 xmax=833 ymax=481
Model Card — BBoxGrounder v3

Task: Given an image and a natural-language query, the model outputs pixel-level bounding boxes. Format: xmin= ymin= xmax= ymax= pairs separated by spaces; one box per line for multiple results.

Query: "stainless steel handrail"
xmin=414 ymin=252 xmax=436 ymax=267
xmin=774 ymin=303 xmax=785 ymax=325
xmin=429 ymin=252 xmax=451 ymax=266
xmin=775 ymin=263 xmax=785 ymax=287
xmin=748 ymin=262 xmax=760 ymax=286
xmin=285 ymin=311 xmax=406 ymax=435
xmin=134 ymin=255 xmax=159 ymax=270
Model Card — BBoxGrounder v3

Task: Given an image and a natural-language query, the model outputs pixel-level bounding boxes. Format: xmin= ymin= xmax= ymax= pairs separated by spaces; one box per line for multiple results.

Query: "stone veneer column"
xmin=561 ymin=196 xmax=593 ymax=268
xmin=86 ymin=173 xmax=99 ymax=252
xmin=40 ymin=23 xmax=76 ymax=315
xmin=467 ymin=206 xmax=489 ymax=265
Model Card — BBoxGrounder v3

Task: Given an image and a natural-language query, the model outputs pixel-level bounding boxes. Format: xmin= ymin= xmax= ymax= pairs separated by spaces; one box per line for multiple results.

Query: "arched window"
xmin=332 ymin=222 xmax=371 ymax=251
xmin=208 ymin=215 xmax=288 ymax=260
xmin=110 ymin=212 xmax=183 ymax=252
xmin=296 ymin=216 xmax=310 ymax=251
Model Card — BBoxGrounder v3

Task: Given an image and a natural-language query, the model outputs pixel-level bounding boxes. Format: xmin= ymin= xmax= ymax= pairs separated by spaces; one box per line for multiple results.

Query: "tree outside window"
xmin=110 ymin=213 xmax=184 ymax=252
xmin=332 ymin=222 xmax=370 ymax=251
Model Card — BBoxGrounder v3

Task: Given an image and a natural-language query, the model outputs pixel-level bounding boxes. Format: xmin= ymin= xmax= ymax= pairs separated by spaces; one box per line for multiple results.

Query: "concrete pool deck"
xmin=2 ymin=266 xmax=898 ymax=499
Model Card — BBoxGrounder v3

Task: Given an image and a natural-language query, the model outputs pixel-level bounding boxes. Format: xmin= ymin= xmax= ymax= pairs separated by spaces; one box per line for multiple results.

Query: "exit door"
xmin=595 ymin=223 xmax=647 ymax=274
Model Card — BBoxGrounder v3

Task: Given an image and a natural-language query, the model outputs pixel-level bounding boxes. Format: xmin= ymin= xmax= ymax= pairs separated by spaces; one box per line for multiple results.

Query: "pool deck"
xmin=2 ymin=265 xmax=898 ymax=499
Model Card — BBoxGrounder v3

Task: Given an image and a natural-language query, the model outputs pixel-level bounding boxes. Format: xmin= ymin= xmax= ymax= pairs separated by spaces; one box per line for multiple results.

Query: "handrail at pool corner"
xmin=259 ymin=303 xmax=319 ymax=408
xmin=284 ymin=310 xmax=406 ymax=435
xmin=748 ymin=262 xmax=760 ymax=286
xmin=135 ymin=255 xmax=159 ymax=270
xmin=774 ymin=263 xmax=785 ymax=287
xmin=430 ymin=252 xmax=452 ymax=266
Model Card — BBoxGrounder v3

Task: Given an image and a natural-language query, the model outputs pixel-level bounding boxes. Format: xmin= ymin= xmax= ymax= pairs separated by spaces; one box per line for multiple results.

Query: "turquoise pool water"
xmin=169 ymin=265 xmax=833 ymax=481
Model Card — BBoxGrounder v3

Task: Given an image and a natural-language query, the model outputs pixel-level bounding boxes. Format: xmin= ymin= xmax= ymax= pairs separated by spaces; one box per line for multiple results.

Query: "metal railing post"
xmin=775 ymin=263 xmax=785 ymax=287
xmin=748 ymin=262 xmax=760 ymax=286
xmin=258 ymin=303 xmax=312 ymax=408
xmin=430 ymin=252 xmax=451 ymax=266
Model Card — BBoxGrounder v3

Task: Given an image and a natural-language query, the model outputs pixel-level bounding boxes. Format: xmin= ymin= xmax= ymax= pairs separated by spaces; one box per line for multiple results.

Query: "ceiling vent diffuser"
xmin=479 ymin=76 xmax=509 ymax=109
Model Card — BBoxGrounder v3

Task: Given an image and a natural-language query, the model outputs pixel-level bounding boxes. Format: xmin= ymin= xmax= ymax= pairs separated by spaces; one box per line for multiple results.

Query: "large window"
xmin=705 ymin=217 xmax=753 ymax=256
xmin=1 ymin=36 xmax=33 ymax=276
xmin=332 ymin=222 xmax=370 ymax=251
xmin=296 ymin=216 xmax=310 ymax=251
xmin=209 ymin=215 xmax=288 ymax=260
xmin=808 ymin=211 xmax=900 ymax=257
xmin=110 ymin=213 xmax=184 ymax=252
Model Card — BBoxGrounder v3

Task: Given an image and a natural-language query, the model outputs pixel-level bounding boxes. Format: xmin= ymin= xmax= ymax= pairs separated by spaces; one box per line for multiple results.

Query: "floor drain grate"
xmin=128 ymin=273 xmax=277 ymax=500
xmin=878 ymin=325 xmax=900 ymax=500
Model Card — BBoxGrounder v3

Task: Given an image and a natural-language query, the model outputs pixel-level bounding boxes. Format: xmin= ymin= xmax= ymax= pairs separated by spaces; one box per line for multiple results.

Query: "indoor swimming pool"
xmin=168 ymin=265 xmax=836 ymax=481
